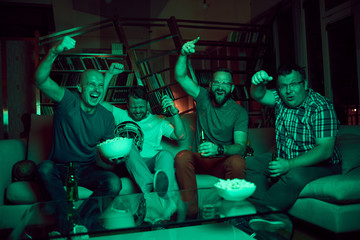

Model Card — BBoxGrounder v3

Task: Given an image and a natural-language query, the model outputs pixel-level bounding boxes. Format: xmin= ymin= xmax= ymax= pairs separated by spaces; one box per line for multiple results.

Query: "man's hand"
xmin=251 ymin=70 xmax=273 ymax=86
xmin=268 ymin=157 xmax=290 ymax=177
xmin=107 ymin=63 xmax=125 ymax=75
xmin=161 ymin=95 xmax=179 ymax=116
xmin=180 ymin=37 xmax=200 ymax=56
xmin=198 ymin=141 xmax=218 ymax=157
xmin=52 ymin=36 xmax=76 ymax=54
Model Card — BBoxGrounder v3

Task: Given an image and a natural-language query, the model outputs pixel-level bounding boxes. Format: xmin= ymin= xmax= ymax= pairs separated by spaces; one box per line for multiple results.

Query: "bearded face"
xmin=209 ymin=71 xmax=234 ymax=106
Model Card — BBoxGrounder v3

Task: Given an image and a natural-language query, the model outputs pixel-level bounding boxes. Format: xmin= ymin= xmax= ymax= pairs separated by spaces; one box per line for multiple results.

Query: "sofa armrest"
xmin=0 ymin=139 xmax=27 ymax=205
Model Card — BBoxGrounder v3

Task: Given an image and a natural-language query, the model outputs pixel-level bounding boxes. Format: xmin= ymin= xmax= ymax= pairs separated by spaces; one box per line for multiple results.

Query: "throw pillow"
xmin=12 ymin=160 xmax=36 ymax=181
xmin=336 ymin=134 xmax=360 ymax=174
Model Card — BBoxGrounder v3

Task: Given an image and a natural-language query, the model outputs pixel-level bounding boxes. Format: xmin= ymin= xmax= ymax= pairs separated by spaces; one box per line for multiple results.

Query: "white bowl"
xmin=97 ymin=137 xmax=133 ymax=161
xmin=219 ymin=199 xmax=256 ymax=217
xmin=214 ymin=179 xmax=256 ymax=201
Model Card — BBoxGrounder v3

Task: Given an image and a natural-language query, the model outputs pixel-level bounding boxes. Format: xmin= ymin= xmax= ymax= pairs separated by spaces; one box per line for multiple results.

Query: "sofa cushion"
xmin=6 ymin=177 xmax=139 ymax=204
xmin=248 ymin=128 xmax=276 ymax=155
xmin=6 ymin=181 xmax=44 ymax=204
xmin=336 ymin=134 xmax=360 ymax=174
xmin=298 ymin=168 xmax=360 ymax=204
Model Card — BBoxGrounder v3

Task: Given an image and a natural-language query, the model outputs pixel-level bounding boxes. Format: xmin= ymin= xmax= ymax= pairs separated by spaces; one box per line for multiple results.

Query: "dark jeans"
xmin=37 ymin=160 xmax=122 ymax=234
xmin=175 ymin=150 xmax=246 ymax=216
xmin=245 ymin=153 xmax=341 ymax=210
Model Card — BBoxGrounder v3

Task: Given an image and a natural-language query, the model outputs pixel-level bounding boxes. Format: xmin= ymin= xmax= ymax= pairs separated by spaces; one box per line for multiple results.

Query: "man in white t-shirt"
xmin=102 ymin=86 xmax=186 ymax=197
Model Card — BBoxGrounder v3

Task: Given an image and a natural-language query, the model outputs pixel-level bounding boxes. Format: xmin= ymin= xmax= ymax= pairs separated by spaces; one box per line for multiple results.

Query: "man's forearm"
xmin=224 ymin=144 xmax=246 ymax=156
xmin=288 ymin=144 xmax=334 ymax=169
xmin=175 ymin=54 xmax=188 ymax=82
xmin=35 ymin=49 xmax=58 ymax=86
xmin=250 ymin=84 xmax=267 ymax=101
xmin=171 ymin=113 xmax=187 ymax=140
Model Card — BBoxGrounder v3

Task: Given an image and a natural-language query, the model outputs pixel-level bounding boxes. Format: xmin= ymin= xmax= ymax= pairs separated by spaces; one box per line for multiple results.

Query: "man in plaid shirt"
xmin=247 ymin=64 xmax=342 ymax=211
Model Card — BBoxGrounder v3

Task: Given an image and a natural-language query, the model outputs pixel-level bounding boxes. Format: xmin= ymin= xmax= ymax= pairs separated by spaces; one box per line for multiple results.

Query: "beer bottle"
xmin=161 ymin=89 xmax=169 ymax=114
xmin=200 ymin=129 xmax=207 ymax=144
xmin=66 ymin=162 xmax=78 ymax=202
xmin=245 ymin=139 xmax=254 ymax=157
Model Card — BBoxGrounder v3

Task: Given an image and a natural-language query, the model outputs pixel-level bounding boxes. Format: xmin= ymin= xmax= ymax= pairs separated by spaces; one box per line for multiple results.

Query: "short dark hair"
xmin=128 ymin=86 xmax=148 ymax=102
xmin=277 ymin=64 xmax=306 ymax=81
xmin=214 ymin=67 xmax=233 ymax=78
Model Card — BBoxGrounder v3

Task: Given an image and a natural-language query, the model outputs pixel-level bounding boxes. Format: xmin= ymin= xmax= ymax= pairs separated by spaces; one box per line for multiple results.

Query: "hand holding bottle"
xmin=161 ymin=94 xmax=179 ymax=116
xmin=268 ymin=154 xmax=290 ymax=177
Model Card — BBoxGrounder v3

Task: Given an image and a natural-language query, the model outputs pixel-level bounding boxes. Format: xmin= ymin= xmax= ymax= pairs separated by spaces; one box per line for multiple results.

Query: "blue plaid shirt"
xmin=273 ymin=89 xmax=341 ymax=165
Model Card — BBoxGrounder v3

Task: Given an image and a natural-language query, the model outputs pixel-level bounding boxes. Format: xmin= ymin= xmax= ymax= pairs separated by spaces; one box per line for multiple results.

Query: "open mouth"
xmin=287 ymin=96 xmax=294 ymax=101
xmin=90 ymin=94 xmax=100 ymax=101
xmin=215 ymin=91 xmax=225 ymax=96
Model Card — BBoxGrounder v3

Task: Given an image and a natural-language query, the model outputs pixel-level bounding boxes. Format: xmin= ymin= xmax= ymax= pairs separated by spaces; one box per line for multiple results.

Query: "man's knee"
xmin=227 ymin=155 xmax=246 ymax=169
xmin=103 ymin=172 xmax=122 ymax=195
xmin=226 ymin=155 xmax=246 ymax=178
xmin=174 ymin=150 xmax=193 ymax=168
xmin=37 ymin=160 xmax=56 ymax=178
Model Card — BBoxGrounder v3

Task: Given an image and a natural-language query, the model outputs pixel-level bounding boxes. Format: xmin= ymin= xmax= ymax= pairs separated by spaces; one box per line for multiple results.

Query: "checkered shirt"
xmin=273 ymin=89 xmax=341 ymax=165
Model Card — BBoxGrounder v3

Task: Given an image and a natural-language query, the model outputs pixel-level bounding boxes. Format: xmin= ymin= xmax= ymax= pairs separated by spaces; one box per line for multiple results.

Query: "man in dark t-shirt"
xmin=174 ymin=37 xmax=249 ymax=218
xmin=35 ymin=36 xmax=122 ymax=236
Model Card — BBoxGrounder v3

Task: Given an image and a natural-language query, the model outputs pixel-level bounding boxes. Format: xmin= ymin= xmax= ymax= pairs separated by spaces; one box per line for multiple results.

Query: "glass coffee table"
xmin=9 ymin=188 xmax=291 ymax=240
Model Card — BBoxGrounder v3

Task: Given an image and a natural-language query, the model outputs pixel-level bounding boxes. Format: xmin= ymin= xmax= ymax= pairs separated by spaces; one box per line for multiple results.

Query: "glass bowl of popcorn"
xmin=214 ymin=178 xmax=256 ymax=201
xmin=97 ymin=137 xmax=133 ymax=162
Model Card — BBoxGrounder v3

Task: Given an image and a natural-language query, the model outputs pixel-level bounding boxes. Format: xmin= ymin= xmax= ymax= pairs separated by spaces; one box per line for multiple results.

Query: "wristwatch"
xmin=217 ymin=144 xmax=224 ymax=156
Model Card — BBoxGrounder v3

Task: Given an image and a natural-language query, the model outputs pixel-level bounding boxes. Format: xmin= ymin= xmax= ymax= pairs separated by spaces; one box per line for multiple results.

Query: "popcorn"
xmin=214 ymin=178 xmax=255 ymax=190
xmin=97 ymin=137 xmax=126 ymax=147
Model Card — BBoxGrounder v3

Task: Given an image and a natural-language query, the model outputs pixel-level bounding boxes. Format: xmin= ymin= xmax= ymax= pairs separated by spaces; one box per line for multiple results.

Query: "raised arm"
xmin=34 ymin=36 xmax=75 ymax=102
xmin=174 ymin=37 xmax=201 ymax=99
xmin=250 ymin=70 xmax=276 ymax=107
xmin=101 ymin=63 xmax=125 ymax=111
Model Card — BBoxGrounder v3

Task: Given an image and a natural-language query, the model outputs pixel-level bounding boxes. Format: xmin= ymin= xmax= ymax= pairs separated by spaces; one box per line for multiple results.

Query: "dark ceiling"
xmin=72 ymin=0 xmax=169 ymax=19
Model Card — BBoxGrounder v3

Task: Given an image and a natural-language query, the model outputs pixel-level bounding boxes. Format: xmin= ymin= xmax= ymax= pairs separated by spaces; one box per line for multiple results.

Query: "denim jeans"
xmin=37 ymin=160 xmax=122 ymax=234
xmin=245 ymin=153 xmax=341 ymax=210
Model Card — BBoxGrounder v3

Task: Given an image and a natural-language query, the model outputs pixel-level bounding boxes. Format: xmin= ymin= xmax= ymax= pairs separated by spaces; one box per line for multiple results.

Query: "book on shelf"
xmin=126 ymin=73 xmax=135 ymax=87
xmin=41 ymin=106 xmax=54 ymax=116
xmin=52 ymin=56 xmax=126 ymax=71
xmin=70 ymin=57 xmax=86 ymax=70
xmin=94 ymin=57 xmax=109 ymax=70
xmin=155 ymin=73 xmax=165 ymax=87
xmin=111 ymin=89 xmax=128 ymax=103
xmin=227 ymin=31 xmax=266 ymax=44
xmin=232 ymin=85 xmax=249 ymax=100
xmin=81 ymin=57 xmax=100 ymax=70
xmin=195 ymin=71 xmax=213 ymax=86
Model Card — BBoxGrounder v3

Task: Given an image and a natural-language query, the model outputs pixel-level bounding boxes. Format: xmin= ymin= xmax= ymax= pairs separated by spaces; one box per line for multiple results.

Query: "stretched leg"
xmin=125 ymin=144 xmax=153 ymax=193
xmin=211 ymin=154 xmax=246 ymax=180
xmin=154 ymin=150 xmax=175 ymax=193
xmin=174 ymin=150 xmax=199 ymax=216
xmin=36 ymin=160 xmax=69 ymax=234
xmin=77 ymin=164 xmax=122 ymax=230
xmin=262 ymin=165 xmax=341 ymax=210
xmin=245 ymin=153 xmax=272 ymax=201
